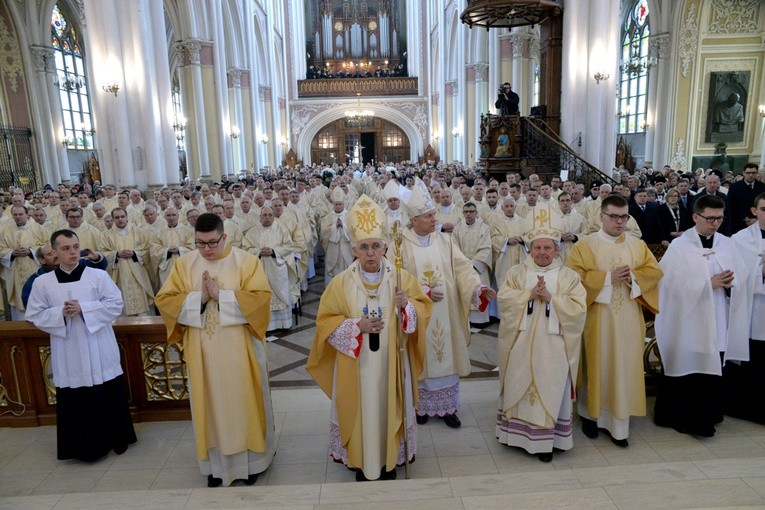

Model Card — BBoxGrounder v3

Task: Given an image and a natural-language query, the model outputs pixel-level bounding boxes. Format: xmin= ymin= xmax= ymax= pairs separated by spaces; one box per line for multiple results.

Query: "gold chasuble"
xmin=307 ymin=259 xmax=431 ymax=473
xmin=156 ymin=246 xmax=272 ymax=462
xmin=566 ymin=232 xmax=661 ymax=420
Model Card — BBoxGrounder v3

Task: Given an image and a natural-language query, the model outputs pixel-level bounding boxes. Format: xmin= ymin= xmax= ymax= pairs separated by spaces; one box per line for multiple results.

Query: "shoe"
xmin=442 ymin=413 xmax=461 ymax=429
xmin=355 ymin=469 xmax=369 ymax=482
xmin=689 ymin=426 xmax=715 ymax=438
xmin=243 ymin=473 xmax=258 ymax=485
xmin=416 ymin=414 xmax=428 ymax=425
xmin=581 ymin=418 xmax=598 ymax=439
xmin=537 ymin=452 xmax=553 ymax=462
xmin=207 ymin=475 xmax=223 ymax=487
xmin=380 ymin=468 xmax=397 ymax=480
xmin=114 ymin=444 xmax=128 ymax=455
xmin=610 ymin=437 xmax=629 ymax=448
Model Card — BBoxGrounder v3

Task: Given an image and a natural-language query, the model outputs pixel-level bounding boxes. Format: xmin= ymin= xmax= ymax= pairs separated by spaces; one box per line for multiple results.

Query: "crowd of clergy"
xmin=5 ymin=158 xmax=764 ymax=483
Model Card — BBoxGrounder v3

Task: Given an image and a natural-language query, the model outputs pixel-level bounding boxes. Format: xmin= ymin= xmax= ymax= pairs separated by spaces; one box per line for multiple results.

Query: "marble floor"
xmin=2 ymin=270 xmax=765 ymax=508
xmin=2 ymin=380 xmax=765 ymax=509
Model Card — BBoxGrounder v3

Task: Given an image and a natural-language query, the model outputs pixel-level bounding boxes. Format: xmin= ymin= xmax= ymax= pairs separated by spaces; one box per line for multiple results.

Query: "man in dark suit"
xmin=689 ymin=172 xmax=729 ymax=235
xmin=725 ymin=163 xmax=765 ymax=234
xmin=629 ymin=188 xmax=661 ymax=243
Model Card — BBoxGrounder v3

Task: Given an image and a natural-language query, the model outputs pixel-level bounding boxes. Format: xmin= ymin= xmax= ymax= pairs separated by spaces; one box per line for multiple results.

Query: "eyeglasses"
xmin=696 ymin=213 xmax=724 ymax=224
xmin=195 ymin=234 xmax=224 ymax=249
xmin=602 ymin=213 xmax=630 ymax=222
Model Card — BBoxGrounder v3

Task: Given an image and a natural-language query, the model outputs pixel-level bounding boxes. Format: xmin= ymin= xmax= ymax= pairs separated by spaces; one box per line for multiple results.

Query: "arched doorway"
xmin=310 ymin=118 xmax=411 ymax=166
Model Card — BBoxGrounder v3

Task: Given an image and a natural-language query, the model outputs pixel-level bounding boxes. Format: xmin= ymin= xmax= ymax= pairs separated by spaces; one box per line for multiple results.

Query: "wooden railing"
xmin=0 ymin=317 xmax=191 ymax=427
xmin=297 ymin=77 xmax=418 ymax=98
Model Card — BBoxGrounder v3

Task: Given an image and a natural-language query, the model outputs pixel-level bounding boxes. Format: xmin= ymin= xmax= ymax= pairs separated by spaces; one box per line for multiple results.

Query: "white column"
xmin=648 ymin=33 xmax=671 ymax=168
xmin=29 ymin=45 xmax=69 ymax=184
xmin=228 ymin=69 xmax=245 ymax=174
xmin=209 ymin=0 xmax=233 ymax=177
xmin=406 ymin=0 xmax=420 ymax=76
xmin=183 ymin=41 xmax=210 ymax=179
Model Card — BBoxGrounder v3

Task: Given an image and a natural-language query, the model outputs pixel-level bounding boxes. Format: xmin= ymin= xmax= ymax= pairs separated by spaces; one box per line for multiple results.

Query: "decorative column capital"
xmin=29 ymin=45 xmax=56 ymax=73
xmin=445 ymin=80 xmax=458 ymax=96
xmin=176 ymin=39 xmax=213 ymax=66
xmin=259 ymin=85 xmax=272 ymax=102
xmin=227 ymin=68 xmax=243 ymax=87
xmin=648 ymin=33 xmax=671 ymax=60
xmin=506 ymin=32 xmax=537 ymax=59
xmin=466 ymin=62 xmax=489 ymax=83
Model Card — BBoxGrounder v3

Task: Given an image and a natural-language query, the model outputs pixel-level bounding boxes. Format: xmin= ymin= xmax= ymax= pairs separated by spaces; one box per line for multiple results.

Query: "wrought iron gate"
xmin=0 ymin=127 xmax=38 ymax=192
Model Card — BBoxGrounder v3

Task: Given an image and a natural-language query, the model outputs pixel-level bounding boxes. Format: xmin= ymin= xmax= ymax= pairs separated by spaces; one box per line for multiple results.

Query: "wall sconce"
xmin=260 ymin=135 xmax=269 ymax=145
xmin=452 ymin=127 xmax=461 ymax=137
xmin=280 ymin=137 xmax=288 ymax=147
xmin=432 ymin=131 xmax=440 ymax=141
xmin=759 ymin=105 xmax=765 ymax=118
xmin=230 ymin=125 xmax=240 ymax=139
xmin=593 ymin=72 xmax=610 ymax=85
xmin=638 ymin=119 xmax=649 ymax=130
xmin=102 ymin=82 xmax=120 ymax=96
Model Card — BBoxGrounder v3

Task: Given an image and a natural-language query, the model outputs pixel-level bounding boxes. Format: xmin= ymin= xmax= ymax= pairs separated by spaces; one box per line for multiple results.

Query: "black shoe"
xmin=689 ymin=426 xmax=715 ymax=438
xmin=207 ymin=475 xmax=223 ymax=487
xmin=581 ymin=418 xmax=598 ymax=439
xmin=114 ymin=444 xmax=128 ymax=455
xmin=416 ymin=414 xmax=428 ymax=425
xmin=243 ymin=473 xmax=258 ymax=485
xmin=443 ymin=413 xmax=461 ymax=429
xmin=537 ymin=452 xmax=553 ymax=462
xmin=355 ymin=469 xmax=369 ymax=482
xmin=610 ymin=437 xmax=629 ymax=448
xmin=380 ymin=468 xmax=397 ymax=480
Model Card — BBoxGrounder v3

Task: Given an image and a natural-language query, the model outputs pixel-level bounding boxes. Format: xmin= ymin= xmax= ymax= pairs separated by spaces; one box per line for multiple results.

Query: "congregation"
xmin=6 ymin=159 xmax=765 ymax=486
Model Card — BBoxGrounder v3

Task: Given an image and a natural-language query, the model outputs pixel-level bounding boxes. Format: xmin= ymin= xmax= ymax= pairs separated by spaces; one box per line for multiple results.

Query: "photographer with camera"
xmin=495 ymin=82 xmax=520 ymax=116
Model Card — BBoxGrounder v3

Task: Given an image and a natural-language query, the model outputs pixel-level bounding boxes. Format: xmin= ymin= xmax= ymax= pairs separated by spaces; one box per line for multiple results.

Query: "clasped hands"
xmin=611 ymin=265 xmax=632 ymax=285
xmin=357 ymin=288 xmax=408 ymax=334
xmin=200 ymin=270 xmax=220 ymax=304
xmin=530 ymin=275 xmax=551 ymax=302
xmin=711 ymin=269 xmax=734 ymax=289
xmin=117 ymin=249 xmax=134 ymax=259
xmin=62 ymin=299 xmax=81 ymax=318
xmin=12 ymin=246 xmax=30 ymax=258
xmin=259 ymin=247 xmax=274 ymax=257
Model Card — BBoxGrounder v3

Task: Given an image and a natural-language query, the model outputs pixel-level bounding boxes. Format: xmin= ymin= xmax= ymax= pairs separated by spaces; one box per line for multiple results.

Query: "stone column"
xmin=647 ymin=33 xmax=671 ymax=168
xmin=228 ymin=69 xmax=245 ymax=176
xmin=29 ymin=45 xmax=70 ymax=184
xmin=466 ymin=63 xmax=489 ymax=166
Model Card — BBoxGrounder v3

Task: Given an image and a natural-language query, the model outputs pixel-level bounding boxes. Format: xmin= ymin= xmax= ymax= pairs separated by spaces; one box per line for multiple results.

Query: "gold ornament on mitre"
xmin=330 ymin=186 xmax=346 ymax=204
xmin=348 ymin=194 xmax=384 ymax=244
xmin=403 ymin=177 xmax=435 ymax=218
xmin=522 ymin=205 xmax=563 ymax=244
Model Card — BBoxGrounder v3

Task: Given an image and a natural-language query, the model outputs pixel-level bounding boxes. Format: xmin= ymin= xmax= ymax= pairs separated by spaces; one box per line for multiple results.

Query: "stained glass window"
xmin=52 ymin=3 xmax=95 ymax=150
xmin=618 ymin=0 xmax=650 ymax=135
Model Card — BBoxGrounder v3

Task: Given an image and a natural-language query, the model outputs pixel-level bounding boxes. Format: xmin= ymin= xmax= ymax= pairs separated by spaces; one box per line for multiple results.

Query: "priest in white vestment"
xmin=321 ymin=187 xmax=354 ymax=285
xmin=156 ymin=213 xmax=275 ymax=487
xmin=728 ymin=192 xmax=765 ymax=423
xmin=0 ymin=205 xmax=48 ymax=319
xmin=26 ymin=229 xmax=136 ymax=461
xmin=242 ymin=206 xmax=297 ymax=331
xmin=453 ymin=202 xmax=493 ymax=325
xmin=655 ymin=194 xmax=751 ymax=436
xmin=99 ymin=207 xmax=155 ymax=316
xmin=497 ymin=212 xmax=586 ymax=461
xmin=395 ymin=178 xmax=496 ymax=429
xmin=149 ymin=207 xmax=194 ymax=286
xmin=308 ymin=195 xmax=432 ymax=481
xmin=557 ymin=192 xmax=586 ymax=263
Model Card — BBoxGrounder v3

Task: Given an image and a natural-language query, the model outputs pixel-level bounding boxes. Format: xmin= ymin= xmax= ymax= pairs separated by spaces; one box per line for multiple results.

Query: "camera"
xmin=80 ymin=249 xmax=89 ymax=257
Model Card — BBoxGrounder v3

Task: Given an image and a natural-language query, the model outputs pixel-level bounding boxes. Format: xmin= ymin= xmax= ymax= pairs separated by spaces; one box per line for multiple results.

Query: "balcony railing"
xmin=297 ymin=77 xmax=419 ymax=98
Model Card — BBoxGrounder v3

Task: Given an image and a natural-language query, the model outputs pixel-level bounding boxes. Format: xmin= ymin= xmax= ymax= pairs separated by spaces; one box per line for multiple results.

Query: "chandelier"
xmin=460 ymin=0 xmax=562 ymax=29
xmin=620 ymin=55 xmax=656 ymax=76
xmin=345 ymin=93 xmax=374 ymax=127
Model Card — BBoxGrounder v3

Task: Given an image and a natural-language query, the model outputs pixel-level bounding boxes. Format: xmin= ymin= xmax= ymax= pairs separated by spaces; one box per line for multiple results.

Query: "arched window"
xmin=618 ymin=0 xmax=650 ymax=134
xmin=171 ymin=75 xmax=186 ymax=151
xmin=52 ymin=3 xmax=94 ymax=150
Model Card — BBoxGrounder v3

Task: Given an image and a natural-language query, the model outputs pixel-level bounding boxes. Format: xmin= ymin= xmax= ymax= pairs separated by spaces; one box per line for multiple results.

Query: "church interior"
xmin=1 ymin=0 xmax=765 ymax=507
